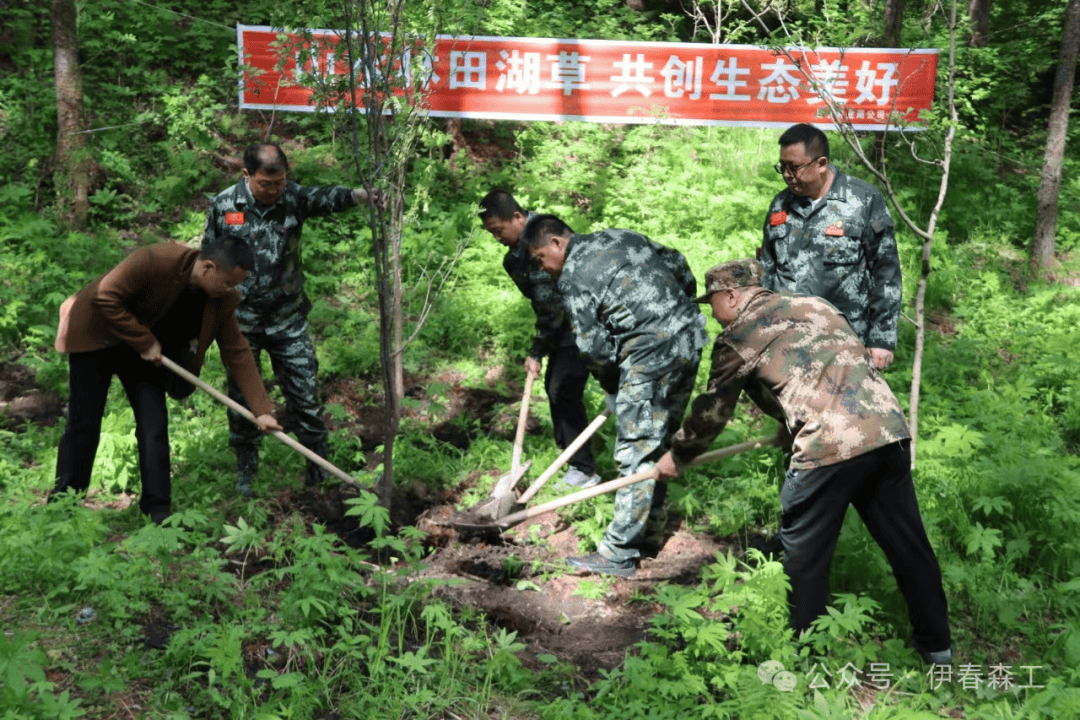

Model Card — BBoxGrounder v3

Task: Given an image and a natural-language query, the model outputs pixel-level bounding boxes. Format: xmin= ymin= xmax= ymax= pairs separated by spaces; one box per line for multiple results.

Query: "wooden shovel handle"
xmin=159 ymin=356 xmax=365 ymax=489
xmin=516 ymin=410 xmax=611 ymax=505
xmin=495 ymin=433 xmax=782 ymax=529
xmin=511 ymin=372 xmax=535 ymax=473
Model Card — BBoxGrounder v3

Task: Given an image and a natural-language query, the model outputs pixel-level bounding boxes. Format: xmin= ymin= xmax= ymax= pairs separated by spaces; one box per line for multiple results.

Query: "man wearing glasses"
xmin=760 ymin=123 xmax=901 ymax=371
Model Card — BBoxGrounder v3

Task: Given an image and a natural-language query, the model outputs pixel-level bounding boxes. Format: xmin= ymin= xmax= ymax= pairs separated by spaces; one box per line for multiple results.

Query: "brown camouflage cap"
xmin=694 ymin=258 xmax=762 ymax=303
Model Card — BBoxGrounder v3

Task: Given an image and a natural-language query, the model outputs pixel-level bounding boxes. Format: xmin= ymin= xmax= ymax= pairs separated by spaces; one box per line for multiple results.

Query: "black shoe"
xmin=918 ymin=645 xmax=953 ymax=665
xmin=566 ymin=552 xmax=636 ymax=578
xmin=305 ymin=464 xmax=327 ymax=488
xmin=236 ymin=476 xmax=256 ymax=497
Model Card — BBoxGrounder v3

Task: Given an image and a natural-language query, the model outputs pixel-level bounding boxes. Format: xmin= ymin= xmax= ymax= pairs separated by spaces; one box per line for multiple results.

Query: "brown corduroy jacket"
xmin=55 ymin=242 xmax=274 ymax=417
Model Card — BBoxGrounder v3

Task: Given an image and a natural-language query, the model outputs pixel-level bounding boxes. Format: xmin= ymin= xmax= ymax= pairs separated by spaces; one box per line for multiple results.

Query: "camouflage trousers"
xmin=599 ymin=352 xmax=701 ymax=561
xmin=227 ymin=317 xmax=328 ymax=485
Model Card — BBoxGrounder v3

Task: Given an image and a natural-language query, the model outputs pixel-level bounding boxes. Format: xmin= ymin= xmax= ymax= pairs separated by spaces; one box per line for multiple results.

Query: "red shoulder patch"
xmin=225 ymin=212 xmax=245 ymax=226
xmin=824 ymin=223 xmax=844 ymax=236
xmin=769 ymin=211 xmax=787 ymax=226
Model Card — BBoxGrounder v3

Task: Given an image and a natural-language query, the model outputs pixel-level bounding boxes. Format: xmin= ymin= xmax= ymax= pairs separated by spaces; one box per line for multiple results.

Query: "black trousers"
xmin=545 ymin=344 xmax=595 ymax=475
xmin=51 ymin=345 xmax=171 ymax=520
xmin=780 ymin=440 xmax=951 ymax=654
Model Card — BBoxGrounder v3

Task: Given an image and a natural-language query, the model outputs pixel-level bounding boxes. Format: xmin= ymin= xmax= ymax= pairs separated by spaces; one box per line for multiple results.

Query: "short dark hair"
xmin=200 ymin=236 xmax=255 ymax=271
xmin=523 ymin=214 xmax=574 ymax=250
xmin=478 ymin=189 xmax=524 ymax=221
xmin=243 ymin=143 xmax=289 ymax=175
xmin=778 ymin=123 xmax=829 ymax=161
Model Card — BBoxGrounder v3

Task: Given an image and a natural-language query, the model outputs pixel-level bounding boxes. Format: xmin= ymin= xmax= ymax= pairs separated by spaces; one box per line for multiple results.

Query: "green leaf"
xmin=270 ymin=672 xmax=306 ymax=689
xmin=344 ymin=491 xmax=390 ymax=536
xmin=390 ymin=650 xmax=437 ymax=674
xmin=965 ymin=522 xmax=1004 ymax=561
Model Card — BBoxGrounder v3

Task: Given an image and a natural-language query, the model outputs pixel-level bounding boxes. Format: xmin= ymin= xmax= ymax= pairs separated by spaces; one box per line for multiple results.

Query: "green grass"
xmin=3 ymin=116 xmax=1080 ymax=717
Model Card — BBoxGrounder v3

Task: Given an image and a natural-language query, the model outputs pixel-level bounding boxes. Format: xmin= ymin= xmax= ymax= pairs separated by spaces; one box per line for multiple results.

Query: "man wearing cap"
xmin=525 ymin=215 xmax=708 ymax=577
xmin=655 ymin=258 xmax=952 ymax=665
xmin=478 ymin=190 xmax=599 ymax=489
xmin=761 ymin=123 xmax=901 ymax=370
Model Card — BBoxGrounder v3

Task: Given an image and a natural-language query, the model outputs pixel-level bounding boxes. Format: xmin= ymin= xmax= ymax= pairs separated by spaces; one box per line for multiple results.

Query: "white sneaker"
xmin=562 ymin=469 xmax=601 ymax=488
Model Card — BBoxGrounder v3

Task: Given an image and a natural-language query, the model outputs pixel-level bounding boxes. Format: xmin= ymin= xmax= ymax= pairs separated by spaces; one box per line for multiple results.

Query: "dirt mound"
xmin=0 ymin=361 xmax=63 ymax=429
xmin=409 ymin=507 xmax=734 ymax=676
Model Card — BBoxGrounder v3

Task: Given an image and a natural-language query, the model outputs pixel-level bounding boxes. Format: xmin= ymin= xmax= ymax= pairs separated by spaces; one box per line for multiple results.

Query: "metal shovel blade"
xmin=448 ymin=410 xmax=611 ymax=527
xmin=457 ymin=459 xmax=532 ymax=524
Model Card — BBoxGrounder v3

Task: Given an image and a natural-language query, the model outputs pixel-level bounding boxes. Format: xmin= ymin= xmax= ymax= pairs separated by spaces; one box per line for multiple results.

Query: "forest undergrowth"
xmin=3 ymin=121 xmax=1079 ymax=718
xmin=2 ymin=0 xmax=1080 ymax=717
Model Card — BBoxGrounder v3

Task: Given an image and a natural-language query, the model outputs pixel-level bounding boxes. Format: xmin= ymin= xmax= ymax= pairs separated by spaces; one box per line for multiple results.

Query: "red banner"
xmin=238 ymin=25 xmax=938 ymax=131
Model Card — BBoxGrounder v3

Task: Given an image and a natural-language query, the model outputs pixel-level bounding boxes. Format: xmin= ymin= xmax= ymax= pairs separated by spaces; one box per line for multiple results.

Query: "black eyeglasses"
xmin=774 ymin=157 xmax=822 ymax=175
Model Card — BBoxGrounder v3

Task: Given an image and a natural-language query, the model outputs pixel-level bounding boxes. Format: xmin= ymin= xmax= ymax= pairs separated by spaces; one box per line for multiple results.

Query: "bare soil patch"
xmin=410 ymin=508 xmax=734 ymax=677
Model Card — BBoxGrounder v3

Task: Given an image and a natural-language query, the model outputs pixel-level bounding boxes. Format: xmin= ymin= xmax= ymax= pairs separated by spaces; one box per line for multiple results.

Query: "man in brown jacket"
xmin=656 ymin=258 xmax=952 ymax=665
xmin=50 ymin=238 xmax=281 ymax=523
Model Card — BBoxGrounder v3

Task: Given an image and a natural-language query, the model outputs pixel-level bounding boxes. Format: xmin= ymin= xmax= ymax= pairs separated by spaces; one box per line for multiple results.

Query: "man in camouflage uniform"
xmin=202 ymin=143 xmax=378 ymax=495
xmin=478 ymin=190 xmax=599 ymax=488
xmin=526 ymin=215 xmax=708 ymax=577
xmin=760 ymin=123 xmax=901 ymax=370
xmin=656 ymin=259 xmax=952 ymax=665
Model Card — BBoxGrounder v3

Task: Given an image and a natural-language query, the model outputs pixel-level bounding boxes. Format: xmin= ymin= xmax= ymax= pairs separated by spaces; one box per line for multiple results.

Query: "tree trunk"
xmin=1032 ymin=0 xmax=1080 ymax=271
xmin=909 ymin=0 xmax=959 ymax=468
xmin=51 ymin=0 xmax=91 ymax=229
xmin=969 ymin=0 xmax=991 ymax=47
xmin=392 ymin=230 xmax=404 ymax=403
xmin=883 ymin=0 xmax=905 ymax=47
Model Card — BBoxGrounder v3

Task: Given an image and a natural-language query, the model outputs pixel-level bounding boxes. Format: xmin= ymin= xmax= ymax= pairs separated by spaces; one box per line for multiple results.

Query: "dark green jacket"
xmin=202 ymin=178 xmax=356 ymax=334
xmin=502 ymin=212 xmax=575 ymax=360
xmin=760 ymin=167 xmax=901 ymax=349
xmin=558 ymin=228 xmax=708 ymax=391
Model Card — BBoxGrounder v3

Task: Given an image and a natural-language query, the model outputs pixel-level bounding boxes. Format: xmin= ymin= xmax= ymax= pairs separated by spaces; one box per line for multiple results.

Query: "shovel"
xmin=515 ymin=410 xmax=611 ymax=505
xmin=460 ymin=372 xmax=536 ymax=522
xmin=454 ymin=432 xmax=782 ymax=532
xmin=160 ymin=356 xmax=367 ymax=489
xmin=460 ymin=405 xmax=611 ymax=524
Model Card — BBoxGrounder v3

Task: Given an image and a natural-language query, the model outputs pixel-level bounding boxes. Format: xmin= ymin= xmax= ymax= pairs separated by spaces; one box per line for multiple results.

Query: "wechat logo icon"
xmin=758 ymin=660 xmax=797 ymax=692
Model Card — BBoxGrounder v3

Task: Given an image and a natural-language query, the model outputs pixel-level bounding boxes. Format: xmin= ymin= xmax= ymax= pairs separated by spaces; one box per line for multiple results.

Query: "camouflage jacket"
xmin=670 ymin=287 xmax=910 ymax=470
xmin=760 ymin=166 xmax=901 ymax=350
xmin=503 ymin=212 xmax=575 ymax=360
xmin=202 ymin=179 xmax=357 ymax=334
xmin=558 ymin=229 xmax=708 ymax=390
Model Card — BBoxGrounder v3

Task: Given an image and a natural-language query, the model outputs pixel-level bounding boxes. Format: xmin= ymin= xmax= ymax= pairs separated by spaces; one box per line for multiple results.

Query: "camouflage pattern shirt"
xmin=760 ymin=166 xmax=901 ymax=349
xmin=557 ymin=229 xmax=708 ymax=387
xmin=670 ymin=287 xmax=910 ymax=470
xmin=503 ymin=212 xmax=575 ymax=360
xmin=202 ymin=179 xmax=357 ymax=334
